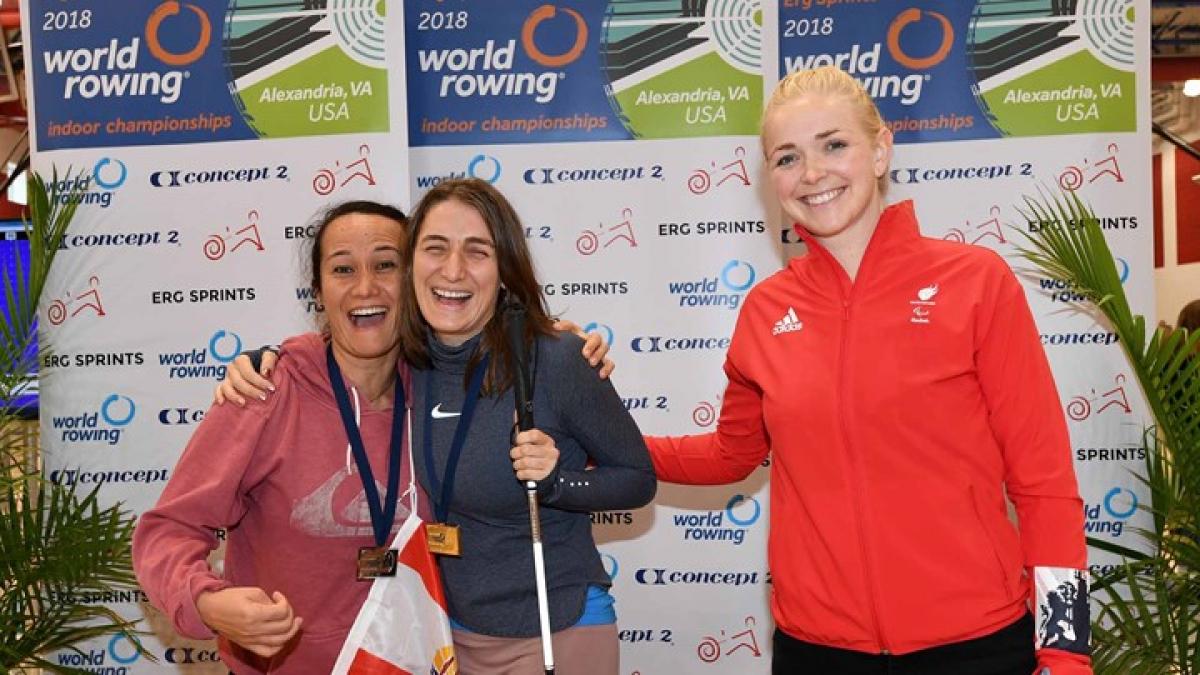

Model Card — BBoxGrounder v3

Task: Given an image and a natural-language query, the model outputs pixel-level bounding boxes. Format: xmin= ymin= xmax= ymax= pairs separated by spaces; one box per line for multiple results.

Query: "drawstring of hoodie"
xmin=342 ymin=384 xmax=415 ymax=507
xmin=344 ymin=385 xmax=361 ymax=473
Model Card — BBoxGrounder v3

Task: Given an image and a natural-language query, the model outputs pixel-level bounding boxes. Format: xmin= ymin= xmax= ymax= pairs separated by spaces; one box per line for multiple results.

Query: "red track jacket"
xmin=648 ymin=201 xmax=1089 ymax=671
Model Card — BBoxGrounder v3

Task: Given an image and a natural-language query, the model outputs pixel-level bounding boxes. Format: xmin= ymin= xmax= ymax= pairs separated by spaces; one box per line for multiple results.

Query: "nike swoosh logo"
xmin=431 ymin=403 xmax=462 ymax=419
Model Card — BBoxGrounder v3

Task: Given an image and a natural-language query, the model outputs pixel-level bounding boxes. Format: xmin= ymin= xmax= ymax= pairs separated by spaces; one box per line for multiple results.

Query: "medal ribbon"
xmin=326 ymin=345 xmax=406 ymax=548
xmin=423 ymin=355 xmax=490 ymax=523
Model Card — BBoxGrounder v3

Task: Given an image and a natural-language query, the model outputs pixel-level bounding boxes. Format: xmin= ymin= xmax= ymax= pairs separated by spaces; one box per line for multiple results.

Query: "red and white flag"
xmin=333 ymin=516 xmax=457 ymax=675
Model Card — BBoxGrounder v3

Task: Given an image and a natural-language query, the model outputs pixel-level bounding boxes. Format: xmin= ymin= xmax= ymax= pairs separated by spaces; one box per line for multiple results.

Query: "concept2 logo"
xmin=41 ymin=1 xmax=212 ymax=104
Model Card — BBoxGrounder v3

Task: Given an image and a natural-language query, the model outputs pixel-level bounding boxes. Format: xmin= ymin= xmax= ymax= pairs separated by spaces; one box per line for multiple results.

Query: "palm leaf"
xmin=1091 ymin=560 xmax=1200 ymax=674
xmin=0 ymin=475 xmax=142 ymax=672
xmin=1019 ymin=189 xmax=1200 ymax=672
xmin=0 ymin=170 xmax=75 ymax=371
xmin=0 ymin=169 xmax=147 ymax=669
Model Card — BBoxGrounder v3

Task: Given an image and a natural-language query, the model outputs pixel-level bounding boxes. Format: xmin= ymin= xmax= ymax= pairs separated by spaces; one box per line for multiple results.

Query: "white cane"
xmin=506 ymin=300 xmax=555 ymax=674
xmin=525 ymin=482 xmax=554 ymax=675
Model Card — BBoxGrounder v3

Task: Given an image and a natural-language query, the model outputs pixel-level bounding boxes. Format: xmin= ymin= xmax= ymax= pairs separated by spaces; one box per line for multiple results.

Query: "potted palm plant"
xmin=1021 ymin=190 xmax=1200 ymax=674
xmin=0 ymin=170 xmax=144 ymax=672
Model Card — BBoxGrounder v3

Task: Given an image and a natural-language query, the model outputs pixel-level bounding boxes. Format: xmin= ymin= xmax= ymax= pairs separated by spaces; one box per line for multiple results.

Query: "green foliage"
xmin=0 ymin=477 xmax=141 ymax=672
xmin=0 ymin=171 xmax=76 ymax=450
xmin=0 ymin=170 xmax=146 ymax=671
xmin=1020 ymin=189 xmax=1200 ymax=674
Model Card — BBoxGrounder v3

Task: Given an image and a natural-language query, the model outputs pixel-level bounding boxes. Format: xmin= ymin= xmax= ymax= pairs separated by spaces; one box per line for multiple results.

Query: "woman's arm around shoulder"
xmin=644 ymin=348 xmax=770 ymax=485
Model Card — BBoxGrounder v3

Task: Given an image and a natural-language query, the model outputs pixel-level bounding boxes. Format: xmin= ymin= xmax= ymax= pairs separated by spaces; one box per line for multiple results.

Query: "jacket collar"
xmin=790 ymin=200 xmax=920 ymax=290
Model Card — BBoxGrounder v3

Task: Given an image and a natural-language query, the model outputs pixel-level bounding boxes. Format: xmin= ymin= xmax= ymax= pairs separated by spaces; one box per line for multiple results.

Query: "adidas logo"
xmin=772 ymin=308 xmax=803 ymax=336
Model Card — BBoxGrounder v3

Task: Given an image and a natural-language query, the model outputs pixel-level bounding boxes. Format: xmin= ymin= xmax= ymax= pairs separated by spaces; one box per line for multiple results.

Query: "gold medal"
xmin=356 ymin=546 xmax=398 ymax=581
xmin=426 ymin=523 xmax=462 ymax=556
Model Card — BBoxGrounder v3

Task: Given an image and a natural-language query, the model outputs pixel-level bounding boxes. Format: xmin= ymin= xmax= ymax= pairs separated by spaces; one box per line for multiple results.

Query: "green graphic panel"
xmin=614 ymin=52 xmax=761 ymax=139
xmin=980 ymin=49 xmax=1135 ymax=136
xmin=239 ymin=47 xmax=389 ymax=138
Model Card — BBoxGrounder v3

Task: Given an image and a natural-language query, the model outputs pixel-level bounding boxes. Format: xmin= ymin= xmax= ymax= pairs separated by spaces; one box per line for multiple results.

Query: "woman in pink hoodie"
xmin=133 ymin=201 xmax=422 ymax=673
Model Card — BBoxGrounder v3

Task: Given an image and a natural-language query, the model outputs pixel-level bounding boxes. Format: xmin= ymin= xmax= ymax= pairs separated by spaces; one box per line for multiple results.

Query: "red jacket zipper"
xmin=828 ymin=243 xmax=892 ymax=655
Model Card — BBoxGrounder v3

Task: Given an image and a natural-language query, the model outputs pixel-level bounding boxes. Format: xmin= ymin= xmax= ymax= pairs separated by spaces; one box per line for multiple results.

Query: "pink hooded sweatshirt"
xmin=133 ymin=333 xmax=424 ymax=673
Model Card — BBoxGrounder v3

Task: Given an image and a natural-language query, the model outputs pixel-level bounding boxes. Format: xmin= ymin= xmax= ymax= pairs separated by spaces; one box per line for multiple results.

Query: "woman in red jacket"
xmin=646 ymin=65 xmax=1092 ymax=675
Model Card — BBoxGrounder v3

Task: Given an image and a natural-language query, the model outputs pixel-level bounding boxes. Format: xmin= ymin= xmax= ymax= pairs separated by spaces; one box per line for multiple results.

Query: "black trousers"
xmin=772 ymin=613 xmax=1036 ymax=675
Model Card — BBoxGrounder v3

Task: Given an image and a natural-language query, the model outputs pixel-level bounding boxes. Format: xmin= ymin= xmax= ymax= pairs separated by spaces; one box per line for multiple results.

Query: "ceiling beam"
xmin=1153 ymin=57 xmax=1200 ymax=82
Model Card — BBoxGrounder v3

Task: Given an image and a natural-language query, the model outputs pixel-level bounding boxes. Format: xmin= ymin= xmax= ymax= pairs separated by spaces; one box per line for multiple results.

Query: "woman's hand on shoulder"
xmin=510 ymin=428 xmax=560 ymax=482
xmin=552 ymin=319 xmax=615 ymax=379
xmin=213 ymin=351 xmax=279 ymax=406
xmin=196 ymin=587 xmax=302 ymax=657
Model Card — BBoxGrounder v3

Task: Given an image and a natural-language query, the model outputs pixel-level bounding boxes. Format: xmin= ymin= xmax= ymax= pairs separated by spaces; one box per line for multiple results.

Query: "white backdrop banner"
xmin=24 ymin=0 xmax=1150 ymax=673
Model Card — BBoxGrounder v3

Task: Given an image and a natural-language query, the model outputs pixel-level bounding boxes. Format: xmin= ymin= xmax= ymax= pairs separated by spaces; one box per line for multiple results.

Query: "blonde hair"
xmin=763 ymin=65 xmax=890 ymax=192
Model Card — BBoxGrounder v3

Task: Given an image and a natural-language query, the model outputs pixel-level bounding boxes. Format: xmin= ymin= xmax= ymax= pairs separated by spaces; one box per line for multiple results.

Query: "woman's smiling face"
xmin=411 ymin=198 xmax=500 ymax=346
xmin=316 ymin=212 xmax=406 ymax=364
xmin=763 ymin=93 xmax=892 ymax=247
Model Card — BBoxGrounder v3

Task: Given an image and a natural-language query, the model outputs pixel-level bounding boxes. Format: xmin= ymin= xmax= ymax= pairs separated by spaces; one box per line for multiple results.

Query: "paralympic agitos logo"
xmin=41 ymin=1 xmax=212 ymax=104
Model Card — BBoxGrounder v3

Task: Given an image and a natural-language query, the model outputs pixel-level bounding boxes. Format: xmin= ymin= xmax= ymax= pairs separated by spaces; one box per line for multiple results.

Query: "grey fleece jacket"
xmin=415 ymin=331 xmax=655 ymax=638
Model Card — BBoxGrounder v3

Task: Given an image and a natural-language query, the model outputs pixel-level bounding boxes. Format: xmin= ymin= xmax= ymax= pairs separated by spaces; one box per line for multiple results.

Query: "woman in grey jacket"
xmin=397 ymin=178 xmax=655 ymax=673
